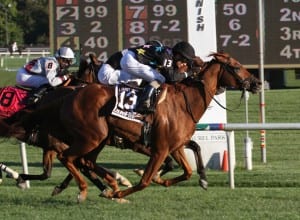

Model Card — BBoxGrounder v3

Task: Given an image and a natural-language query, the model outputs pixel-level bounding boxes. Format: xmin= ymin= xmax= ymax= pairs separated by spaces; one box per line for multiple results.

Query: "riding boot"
xmin=135 ymin=84 xmax=156 ymax=114
xmin=28 ymin=86 xmax=49 ymax=104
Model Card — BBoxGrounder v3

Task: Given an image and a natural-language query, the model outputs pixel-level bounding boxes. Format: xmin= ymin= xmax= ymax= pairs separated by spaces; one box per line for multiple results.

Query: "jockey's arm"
xmin=45 ymin=62 xmax=69 ymax=87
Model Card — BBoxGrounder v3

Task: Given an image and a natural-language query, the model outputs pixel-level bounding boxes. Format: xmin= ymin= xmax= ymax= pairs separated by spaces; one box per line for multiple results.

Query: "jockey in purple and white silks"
xmin=16 ymin=47 xmax=75 ymax=88
xmin=98 ymin=41 xmax=171 ymax=85
xmin=98 ymin=41 xmax=173 ymax=113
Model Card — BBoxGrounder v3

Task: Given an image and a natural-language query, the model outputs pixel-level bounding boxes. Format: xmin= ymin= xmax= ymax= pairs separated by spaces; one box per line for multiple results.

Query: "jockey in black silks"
xmin=97 ymin=41 xmax=198 ymax=113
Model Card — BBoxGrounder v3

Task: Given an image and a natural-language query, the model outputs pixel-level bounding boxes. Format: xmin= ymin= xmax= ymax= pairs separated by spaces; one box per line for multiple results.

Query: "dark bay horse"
xmin=14 ymin=52 xmax=260 ymax=201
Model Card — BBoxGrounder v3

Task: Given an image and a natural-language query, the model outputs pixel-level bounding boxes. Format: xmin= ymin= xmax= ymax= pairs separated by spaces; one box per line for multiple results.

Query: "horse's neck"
xmin=201 ymin=62 xmax=220 ymax=95
xmin=83 ymin=72 xmax=98 ymax=83
xmin=174 ymin=64 xmax=221 ymax=123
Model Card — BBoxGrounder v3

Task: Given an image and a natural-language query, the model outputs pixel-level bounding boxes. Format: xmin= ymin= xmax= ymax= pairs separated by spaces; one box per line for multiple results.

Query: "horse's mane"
xmin=208 ymin=51 xmax=229 ymax=60
xmin=74 ymin=54 xmax=102 ymax=83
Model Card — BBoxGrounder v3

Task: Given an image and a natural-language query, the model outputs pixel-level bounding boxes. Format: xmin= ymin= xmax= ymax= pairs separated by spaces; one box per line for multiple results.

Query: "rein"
xmin=199 ymin=59 xmax=247 ymax=112
xmin=181 ymin=90 xmax=198 ymax=123
xmin=201 ymin=79 xmax=245 ymax=112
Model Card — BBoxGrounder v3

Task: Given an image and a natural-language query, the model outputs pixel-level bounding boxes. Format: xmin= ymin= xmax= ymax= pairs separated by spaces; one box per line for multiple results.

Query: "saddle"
xmin=111 ymin=82 xmax=160 ymax=123
xmin=0 ymin=84 xmax=55 ymax=118
xmin=0 ymin=86 xmax=31 ymax=118
xmin=111 ymin=82 xmax=161 ymax=147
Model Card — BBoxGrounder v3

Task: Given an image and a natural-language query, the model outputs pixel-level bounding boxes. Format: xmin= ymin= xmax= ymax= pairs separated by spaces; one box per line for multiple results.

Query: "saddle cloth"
xmin=111 ymin=84 xmax=145 ymax=123
xmin=0 ymin=86 xmax=30 ymax=118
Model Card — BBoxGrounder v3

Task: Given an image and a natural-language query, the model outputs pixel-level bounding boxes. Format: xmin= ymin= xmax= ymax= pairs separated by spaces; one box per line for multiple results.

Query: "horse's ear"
xmin=89 ymin=53 xmax=95 ymax=61
xmin=192 ymin=56 xmax=204 ymax=67
xmin=213 ymin=52 xmax=232 ymax=64
xmin=77 ymin=57 xmax=88 ymax=77
xmin=89 ymin=53 xmax=102 ymax=66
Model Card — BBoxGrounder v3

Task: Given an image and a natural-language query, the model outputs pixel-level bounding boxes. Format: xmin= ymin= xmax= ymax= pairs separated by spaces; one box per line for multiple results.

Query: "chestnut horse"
xmin=14 ymin=52 xmax=260 ymax=201
xmin=52 ymin=54 xmax=208 ymax=197
xmin=101 ymin=53 xmax=261 ymax=199
xmin=0 ymin=58 xmax=131 ymax=195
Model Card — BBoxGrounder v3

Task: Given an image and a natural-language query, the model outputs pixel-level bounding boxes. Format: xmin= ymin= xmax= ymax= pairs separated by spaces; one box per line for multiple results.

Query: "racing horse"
xmin=51 ymin=54 xmax=208 ymax=196
xmin=100 ymin=52 xmax=261 ymax=199
xmin=18 ymin=52 xmax=260 ymax=201
xmin=0 ymin=57 xmax=131 ymax=195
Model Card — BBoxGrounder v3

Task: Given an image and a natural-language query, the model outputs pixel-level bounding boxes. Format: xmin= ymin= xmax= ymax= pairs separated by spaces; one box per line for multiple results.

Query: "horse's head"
xmin=76 ymin=54 xmax=103 ymax=83
xmin=207 ymin=52 xmax=261 ymax=94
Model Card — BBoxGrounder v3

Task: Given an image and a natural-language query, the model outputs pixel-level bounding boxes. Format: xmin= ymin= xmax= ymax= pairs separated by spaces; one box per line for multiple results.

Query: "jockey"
xmin=98 ymin=40 xmax=169 ymax=85
xmin=97 ymin=41 xmax=199 ymax=113
xmin=16 ymin=46 xmax=75 ymax=89
xmin=98 ymin=40 xmax=173 ymax=113
xmin=171 ymin=41 xmax=197 ymax=81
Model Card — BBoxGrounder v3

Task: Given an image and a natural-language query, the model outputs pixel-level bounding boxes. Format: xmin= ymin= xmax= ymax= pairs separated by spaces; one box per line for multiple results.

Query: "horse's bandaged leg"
xmin=0 ymin=163 xmax=19 ymax=179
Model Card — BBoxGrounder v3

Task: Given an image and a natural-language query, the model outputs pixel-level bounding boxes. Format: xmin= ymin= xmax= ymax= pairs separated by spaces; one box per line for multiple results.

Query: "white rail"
xmin=196 ymin=123 xmax=300 ymax=189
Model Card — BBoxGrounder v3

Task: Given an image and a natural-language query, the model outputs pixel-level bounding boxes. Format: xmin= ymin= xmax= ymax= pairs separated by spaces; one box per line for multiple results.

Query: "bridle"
xmin=208 ymin=58 xmax=250 ymax=111
xmin=219 ymin=56 xmax=257 ymax=91
xmin=197 ymin=56 xmax=252 ymax=112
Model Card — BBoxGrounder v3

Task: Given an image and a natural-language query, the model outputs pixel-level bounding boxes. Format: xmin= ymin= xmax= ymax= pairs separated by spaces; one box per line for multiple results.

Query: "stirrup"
xmin=28 ymin=86 xmax=49 ymax=104
xmin=136 ymin=100 xmax=155 ymax=114
xmin=135 ymin=85 xmax=156 ymax=114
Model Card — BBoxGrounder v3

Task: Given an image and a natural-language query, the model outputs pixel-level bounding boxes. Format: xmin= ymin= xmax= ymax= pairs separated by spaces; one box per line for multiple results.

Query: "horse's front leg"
xmin=17 ymin=150 xmax=56 ymax=189
xmin=112 ymin=151 xmax=168 ymax=199
xmin=52 ymin=173 xmax=73 ymax=196
xmin=152 ymin=147 xmax=193 ymax=187
xmin=75 ymin=144 xmax=124 ymax=193
xmin=131 ymin=144 xmax=175 ymax=177
xmin=0 ymin=162 xmax=19 ymax=182
xmin=57 ymin=152 xmax=88 ymax=203
xmin=51 ymin=165 xmax=109 ymax=197
xmin=185 ymin=140 xmax=208 ymax=190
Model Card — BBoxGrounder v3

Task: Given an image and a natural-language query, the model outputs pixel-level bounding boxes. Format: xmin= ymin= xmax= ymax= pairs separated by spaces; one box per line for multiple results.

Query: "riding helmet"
xmin=55 ymin=47 xmax=75 ymax=59
xmin=172 ymin=41 xmax=195 ymax=61
xmin=146 ymin=40 xmax=164 ymax=47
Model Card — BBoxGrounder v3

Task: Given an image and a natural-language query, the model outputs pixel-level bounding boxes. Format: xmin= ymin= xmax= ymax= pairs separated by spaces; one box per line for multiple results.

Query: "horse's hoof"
xmin=133 ymin=169 xmax=144 ymax=176
xmin=111 ymin=198 xmax=130 ymax=204
xmin=16 ymin=177 xmax=28 ymax=190
xmin=77 ymin=191 xmax=87 ymax=203
xmin=17 ymin=182 xmax=28 ymax=190
xmin=151 ymin=174 xmax=162 ymax=184
xmin=199 ymin=179 xmax=208 ymax=190
xmin=52 ymin=186 xmax=63 ymax=196
xmin=99 ymin=189 xmax=114 ymax=198
xmin=99 ymin=191 xmax=130 ymax=203
xmin=119 ymin=178 xmax=132 ymax=188
xmin=115 ymin=172 xmax=132 ymax=188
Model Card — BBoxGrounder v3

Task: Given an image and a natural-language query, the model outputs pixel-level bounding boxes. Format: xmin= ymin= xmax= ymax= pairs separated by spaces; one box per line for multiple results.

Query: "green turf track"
xmin=0 ymin=68 xmax=299 ymax=220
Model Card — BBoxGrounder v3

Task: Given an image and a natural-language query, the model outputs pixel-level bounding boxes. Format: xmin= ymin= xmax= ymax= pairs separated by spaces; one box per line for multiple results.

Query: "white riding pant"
xmin=120 ymin=50 xmax=165 ymax=84
xmin=16 ymin=67 xmax=49 ymax=88
xmin=98 ymin=63 xmax=136 ymax=85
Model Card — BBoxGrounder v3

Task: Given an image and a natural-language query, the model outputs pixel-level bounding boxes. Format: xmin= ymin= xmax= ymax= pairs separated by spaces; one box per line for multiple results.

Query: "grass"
xmin=1 ymin=70 xmax=300 ymax=219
